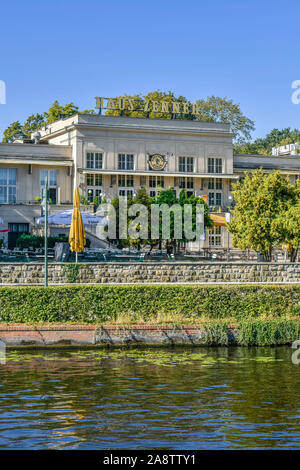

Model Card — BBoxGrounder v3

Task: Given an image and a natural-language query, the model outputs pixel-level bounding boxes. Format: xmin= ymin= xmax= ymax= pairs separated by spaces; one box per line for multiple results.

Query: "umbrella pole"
xmin=75 ymin=252 xmax=78 ymax=263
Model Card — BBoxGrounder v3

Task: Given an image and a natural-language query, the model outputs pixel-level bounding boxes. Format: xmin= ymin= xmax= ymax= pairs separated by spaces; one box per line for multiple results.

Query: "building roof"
xmin=37 ymin=114 xmax=234 ymax=140
xmin=233 ymin=154 xmax=300 ymax=173
xmin=0 ymin=142 xmax=73 ymax=166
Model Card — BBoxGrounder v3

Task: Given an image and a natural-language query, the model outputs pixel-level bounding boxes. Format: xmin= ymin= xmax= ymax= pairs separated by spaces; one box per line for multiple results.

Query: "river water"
xmin=0 ymin=346 xmax=299 ymax=449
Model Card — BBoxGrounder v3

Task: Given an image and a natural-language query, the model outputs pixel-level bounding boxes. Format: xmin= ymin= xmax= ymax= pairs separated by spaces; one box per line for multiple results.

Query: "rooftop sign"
xmin=95 ymin=96 xmax=200 ymax=116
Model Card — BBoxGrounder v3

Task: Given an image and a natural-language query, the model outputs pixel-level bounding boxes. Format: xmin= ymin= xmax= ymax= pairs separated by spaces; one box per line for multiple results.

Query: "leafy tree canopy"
xmin=2 ymin=101 xmax=95 ymax=142
xmin=105 ymin=91 xmax=254 ymax=144
xmin=234 ymin=127 xmax=300 ymax=155
xmin=108 ymin=187 xmax=213 ymax=251
xmin=228 ymin=169 xmax=299 ymax=261
xmin=2 ymin=92 xmax=254 ymax=144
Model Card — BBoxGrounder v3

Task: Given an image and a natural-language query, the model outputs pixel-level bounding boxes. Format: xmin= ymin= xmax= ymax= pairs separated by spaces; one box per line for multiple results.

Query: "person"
xmin=166 ymin=245 xmax=172 ymax=256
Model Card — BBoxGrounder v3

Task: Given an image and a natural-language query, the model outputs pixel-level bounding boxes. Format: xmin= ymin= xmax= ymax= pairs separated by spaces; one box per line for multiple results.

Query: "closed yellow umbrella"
xmin=210 ymin=214 xmax=227 ymax=226
xmin=69 ymin=188 xmax=86 ymax=262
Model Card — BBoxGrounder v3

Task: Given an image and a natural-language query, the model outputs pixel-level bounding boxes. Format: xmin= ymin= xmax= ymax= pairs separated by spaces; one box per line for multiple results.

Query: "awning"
xmin=0 ymin=158 xmax=72 ymax=166
xmin=81 ymin=169 xmax=238 ymax=179
xmin=210 ymin=214 xmax=227 ymax=226
xmin=36 ymin=210 xmax=108 ymax=226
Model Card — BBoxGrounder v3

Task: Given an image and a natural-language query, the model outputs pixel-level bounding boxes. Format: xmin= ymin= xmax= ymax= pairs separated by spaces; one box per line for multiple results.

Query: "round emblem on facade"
xmin=148 ymin=154 xmax=167 ymax=171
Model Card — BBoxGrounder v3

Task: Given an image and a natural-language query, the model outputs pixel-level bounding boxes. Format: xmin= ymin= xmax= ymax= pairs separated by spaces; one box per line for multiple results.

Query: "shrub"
xmin=16 ymin=234 xmax=90 ymax=249
xmin=238 ymin=319 xmax=300 ymax=346
xmin=0 ymin=285 xmax=299 ymax=325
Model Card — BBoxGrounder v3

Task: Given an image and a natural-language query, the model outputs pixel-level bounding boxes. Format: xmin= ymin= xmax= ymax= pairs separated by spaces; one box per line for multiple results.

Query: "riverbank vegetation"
xmin=0 ymin=284 xmax=299 ymax=322
xmin=1 ymin=284 xmax=300 ymax=345
xmin=0 ymin=285 xmax=300 ymax=323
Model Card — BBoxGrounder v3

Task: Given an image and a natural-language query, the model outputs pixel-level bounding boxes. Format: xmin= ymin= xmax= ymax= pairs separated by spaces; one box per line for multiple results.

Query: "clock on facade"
xmin=148 ymin=154 xmax=167 ymax=171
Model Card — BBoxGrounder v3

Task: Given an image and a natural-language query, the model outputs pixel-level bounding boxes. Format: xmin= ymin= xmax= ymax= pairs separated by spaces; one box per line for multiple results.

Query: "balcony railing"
xmin=0 ymin=200 xmax=73 ymax=206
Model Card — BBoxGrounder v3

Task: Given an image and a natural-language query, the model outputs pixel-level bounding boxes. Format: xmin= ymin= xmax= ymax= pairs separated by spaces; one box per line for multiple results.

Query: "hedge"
xmin=238 ymin=319 xmax=300 ymax=346
xmin=16 ymin=234 xmax=68 ymax=249
xmin=0 ymin=284 xmax=299 ymax=324
xmin=16 ymin=234 xmax=91 ymax=249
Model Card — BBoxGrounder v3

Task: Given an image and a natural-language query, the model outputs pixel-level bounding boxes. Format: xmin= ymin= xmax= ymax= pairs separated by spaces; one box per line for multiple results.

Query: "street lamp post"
xmin=225 ymin=197 xmax=232 ymax=262
xmin=42 ymin=176 xmax=49 ymax=287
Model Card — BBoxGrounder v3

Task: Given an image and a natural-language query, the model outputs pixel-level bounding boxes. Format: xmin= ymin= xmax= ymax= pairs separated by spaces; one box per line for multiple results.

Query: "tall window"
xmin=118 ymin=154 xmax=134 ymax=170
xmin=208 ymin=178 xmax=222 ymax=190
xmin=86 ymin=152 xmax=103 ymax=169
xmin=86 ymin=173 xmax=103 ymax=202
xmin=118 ymin=175 xmax=134 ymax=187
xmin=208 ymin=158 xmax=222 ymax=174
xmin=209 ymin=226 xmax=222 ymax=246
xmin=149 ymin=175 xmax=164 ymax=188
xmin=0 ymin=168 xmax=16 ymax=203
xmin=140 ymin=175 xmax=147 ymax=186
xmin=209 ymin=192 xmax=222 ymax=206
xmin=119 ymin=189 xmax=133 ymax=198
xmin=87 ymin=189 xmax=102 ymax=203
xmin=179 ymin=156 xmax=194 ymax=172
xmin=178 ymin=177 xmax=194 ymax=189
xmin=40 ymin=170 xmax=57 ymax=186
xmin=86 ymin=174 xmax=103 ymax=187
xmin=40 ymin=170 xmax=57 ymax=203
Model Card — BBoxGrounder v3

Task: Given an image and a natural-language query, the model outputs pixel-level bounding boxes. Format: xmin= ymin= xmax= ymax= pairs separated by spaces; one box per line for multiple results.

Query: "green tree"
xmin=2 ymin=121 xmax=24 ymax=142
xmin=108 ymin=188 xmax=156 ymax=249
xmin=3 ymin=92 xmax=254 ymax=144
xmin=22 ymin=113 xmax=46 ymax=138
xmin=271 ymin=180 xmax=300 ymax=262
xmin=108 ymin=187 xmax=212 ymax=252
xmin=154 ymin=188 xmax=213 ymax=253
xmin=234 ymin=127 xmax=300 ymax=155
xmin=108 ymin=194 xmax=132 ymax=249
xmin=46 ymin=101 xmax=79 ymax=123
xmin=2 ymin=101 xmax=96 ymax=142
xmin=105 ymin=91 xmax=254 ymax=143
xmin=128 ymin=187 xmax=156 ymax=250
xmin=228 ymin=169 xmax=295 ymax=261
xmin=105 ymin=91 xmax=188 ymax=120
xmin=195 ymin=95 xmax=255 ymax=143
xmin=3 ymin=114 xmax=46 ymax=142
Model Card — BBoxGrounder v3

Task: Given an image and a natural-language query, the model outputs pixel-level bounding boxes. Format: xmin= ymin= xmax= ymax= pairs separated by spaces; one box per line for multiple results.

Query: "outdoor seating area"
xmin=0 ymin=245 xmax=292 ymax=263
xmin=0 ymin=247 xmax=55 ymax=262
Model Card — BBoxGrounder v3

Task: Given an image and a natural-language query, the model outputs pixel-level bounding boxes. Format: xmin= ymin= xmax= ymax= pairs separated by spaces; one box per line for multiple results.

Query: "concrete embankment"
xmin=0 ymin=323 xmax=237 ymax=348
xmin=0 ymin=322 xmax=299 ymax=348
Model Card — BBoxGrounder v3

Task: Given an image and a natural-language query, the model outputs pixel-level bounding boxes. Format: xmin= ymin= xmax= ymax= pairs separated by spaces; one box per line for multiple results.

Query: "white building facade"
xmin=0 ymin=113 xmax=299 ymax=249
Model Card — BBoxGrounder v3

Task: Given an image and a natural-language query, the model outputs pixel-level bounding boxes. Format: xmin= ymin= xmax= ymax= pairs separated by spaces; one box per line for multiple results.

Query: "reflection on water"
xmin=0 ymin=346 xmax=299 ymax=449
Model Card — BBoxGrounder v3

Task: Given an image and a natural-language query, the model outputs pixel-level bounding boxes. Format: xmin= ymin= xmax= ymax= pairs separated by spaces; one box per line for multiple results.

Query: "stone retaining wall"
xmin=0 ymin=262 xmax=300 ymax=284
xmin=0 ymin=324 xmax=237 ymax=347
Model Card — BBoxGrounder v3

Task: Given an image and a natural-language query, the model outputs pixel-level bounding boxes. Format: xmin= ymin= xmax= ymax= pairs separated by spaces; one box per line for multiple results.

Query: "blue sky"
xmin=0 ymin=0 xmax=299 ymax=141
